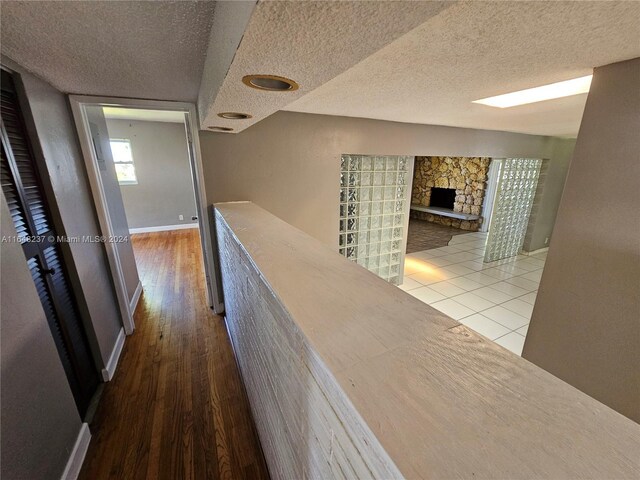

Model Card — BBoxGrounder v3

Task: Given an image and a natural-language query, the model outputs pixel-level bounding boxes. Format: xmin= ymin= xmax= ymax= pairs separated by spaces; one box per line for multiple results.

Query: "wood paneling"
xmin=79 ymin=229 xmax=268 ymax=480
xmin=215 ymin=201 xmax=640 ymax=479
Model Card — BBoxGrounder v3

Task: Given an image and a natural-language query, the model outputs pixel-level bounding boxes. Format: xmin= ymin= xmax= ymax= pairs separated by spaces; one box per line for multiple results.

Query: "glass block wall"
xmin=484 ymin=158 xmax=542 ymax=262
xmin=339 ymin=155 xmax=412 ymax=284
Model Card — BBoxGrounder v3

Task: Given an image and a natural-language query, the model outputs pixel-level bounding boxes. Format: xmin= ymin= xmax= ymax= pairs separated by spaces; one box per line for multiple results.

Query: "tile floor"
xmin=399 ymin=231 xmax=547 ymax=356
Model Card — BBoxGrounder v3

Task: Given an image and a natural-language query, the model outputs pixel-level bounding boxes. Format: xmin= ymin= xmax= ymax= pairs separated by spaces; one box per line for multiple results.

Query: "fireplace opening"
xmin=429 ymin=187 xmax=456 ymax=209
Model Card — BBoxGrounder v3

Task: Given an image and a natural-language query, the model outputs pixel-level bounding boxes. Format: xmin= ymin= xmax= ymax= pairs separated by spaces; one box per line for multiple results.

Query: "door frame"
xmin=70 ymin=96 xmax=222 ymax=335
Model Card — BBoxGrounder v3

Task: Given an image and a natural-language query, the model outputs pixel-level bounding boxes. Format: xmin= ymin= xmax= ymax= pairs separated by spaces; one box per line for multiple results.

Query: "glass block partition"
xmin=339 ymin=155 xmax=412 ymax=285
xmin=484 ymin=158 xmax=542 ymax=262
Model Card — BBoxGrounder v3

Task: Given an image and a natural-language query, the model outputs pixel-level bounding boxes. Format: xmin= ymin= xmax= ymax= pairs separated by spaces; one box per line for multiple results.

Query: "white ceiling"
xmin=284 ymin=1 xmax=640 ymax=137
xmin=102 ymin=107 xmax=185 ymax=124
xmin=2 ymin=1 xmax=639 ymax=137
xmin=0 ymin=1 xmax=215 ymax=101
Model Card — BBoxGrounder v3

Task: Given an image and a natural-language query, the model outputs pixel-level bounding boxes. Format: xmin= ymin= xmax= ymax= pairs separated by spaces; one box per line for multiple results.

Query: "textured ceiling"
xmin=102 ymin=107 xmax=185 ymax=124
xmin=0 ymin=1 xmax=215 ymax=102
xmin=198 ymin=0 xmax=257 ymax=128
xmin=205 ymin=0 xmax=453 ymax=132
xmin=2 ymin=1 xmax=638 ymax=137
xmin=284 ymin=1 xmax=640 ymax=137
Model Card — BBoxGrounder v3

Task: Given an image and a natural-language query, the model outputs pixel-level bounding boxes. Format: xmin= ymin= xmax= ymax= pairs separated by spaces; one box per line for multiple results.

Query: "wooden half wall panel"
xmin=214 ymin=201 xmax=640 ymax=480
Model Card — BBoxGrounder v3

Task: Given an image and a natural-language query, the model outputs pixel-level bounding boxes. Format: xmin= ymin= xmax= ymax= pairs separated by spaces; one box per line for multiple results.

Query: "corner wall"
xmin=523 ymin=58 xmax=640 ymax=423
xmin=199 ymin=111 xmax=573 ymax=249
xmin=523 ymin=138 xmax=576 ymax=252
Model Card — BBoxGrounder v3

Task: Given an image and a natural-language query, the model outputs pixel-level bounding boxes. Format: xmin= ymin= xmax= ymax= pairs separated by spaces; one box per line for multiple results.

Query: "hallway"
xmin=79 ymin=230 xmax=268 ymax=480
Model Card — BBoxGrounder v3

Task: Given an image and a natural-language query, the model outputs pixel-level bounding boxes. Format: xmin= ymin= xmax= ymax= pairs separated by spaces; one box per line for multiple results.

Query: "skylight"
xmin=473 ymin=75 xmax=593 ymax=108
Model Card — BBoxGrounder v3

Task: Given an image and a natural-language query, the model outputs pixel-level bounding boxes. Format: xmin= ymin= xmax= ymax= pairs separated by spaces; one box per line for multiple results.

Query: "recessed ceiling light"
xmin=217 ymin=112 xmax=252 ymax=120
xmin=473 ymin=75 xmax=593 ymax=108
xmin=242 ymin=74 xmax=299 ymax=92
xmin=208 ymin=126 xmax=234 ymax=132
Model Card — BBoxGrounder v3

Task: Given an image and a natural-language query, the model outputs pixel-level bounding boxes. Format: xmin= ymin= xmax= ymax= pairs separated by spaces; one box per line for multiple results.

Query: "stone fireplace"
xmin=411 ymin=156 xmax=491 ymax=231
xmin=429 ymin=187 xmax=456 ymax=209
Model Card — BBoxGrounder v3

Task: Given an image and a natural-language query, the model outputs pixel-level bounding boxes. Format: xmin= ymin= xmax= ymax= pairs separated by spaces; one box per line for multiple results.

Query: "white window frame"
xmin=110 ymin=138 xmax=138 ymax=185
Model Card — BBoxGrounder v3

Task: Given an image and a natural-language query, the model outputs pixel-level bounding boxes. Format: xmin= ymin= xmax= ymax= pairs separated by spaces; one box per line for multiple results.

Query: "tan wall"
xmin=523 ymin=58 xmax=640 ymax=423
xmin=0 ymin=59 xmax=124 ymax=477
xmin=199 ymin=111 xmax=572 ymax=249
xmin=523 ymin=139 xmax=576 ymax=252
xmin=1 ymin=195 xmax=82 ymax=480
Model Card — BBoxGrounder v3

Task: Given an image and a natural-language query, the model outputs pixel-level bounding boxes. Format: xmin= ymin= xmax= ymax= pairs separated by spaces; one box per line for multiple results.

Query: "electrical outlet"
xmin=544 ymin=237 xmax=549 ymax=245
xmin=178 ymin=214 xmax=184 ymax=221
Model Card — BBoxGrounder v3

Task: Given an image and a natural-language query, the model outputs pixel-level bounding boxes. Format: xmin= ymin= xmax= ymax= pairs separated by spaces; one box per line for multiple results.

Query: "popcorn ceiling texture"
xmin=0 ymin=1 xmax=215 ymax=101
xmin=3 ymin=0 xmax=639 ymax=137
xmin=206 ymin=0 xmax=451 ymax=132
xmin=411 ymin=156 xmax=490 ymax=231
xmin=285 ymin=1 xmax=640 ymax=137
xmin=198 ymin=0 xmax=256 ymax=128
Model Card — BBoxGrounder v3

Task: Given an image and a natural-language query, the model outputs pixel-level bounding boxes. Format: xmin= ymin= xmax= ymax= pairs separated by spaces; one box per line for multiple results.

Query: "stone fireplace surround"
xmin=411 ymin=156 xmax=491 ymax=231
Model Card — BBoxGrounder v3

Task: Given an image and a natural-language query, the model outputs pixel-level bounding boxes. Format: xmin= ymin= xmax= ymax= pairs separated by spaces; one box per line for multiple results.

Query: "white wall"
xmin=105 ymin=119 xmax=197 ymax=229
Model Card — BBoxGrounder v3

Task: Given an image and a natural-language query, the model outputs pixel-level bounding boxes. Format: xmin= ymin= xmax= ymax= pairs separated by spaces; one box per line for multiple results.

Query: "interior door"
xmin=183 ymin=115 xmax=224 ymax=312
xmin=84 ymin=106 xmax=140 ymax=309
xmin=0 ymin=69 xmax=99 ymax=417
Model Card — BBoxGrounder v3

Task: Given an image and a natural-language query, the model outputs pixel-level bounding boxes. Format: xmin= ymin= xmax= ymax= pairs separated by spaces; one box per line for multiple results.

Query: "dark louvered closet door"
xmin=0 ymin=69 xmax=98 ymax=417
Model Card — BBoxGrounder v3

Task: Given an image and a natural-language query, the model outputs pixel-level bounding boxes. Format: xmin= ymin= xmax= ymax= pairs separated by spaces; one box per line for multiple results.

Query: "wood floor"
xmin=406 ymin=217 xmax=468 ymax=253
xmin=79 ymin=229 xmax=269 ymax=480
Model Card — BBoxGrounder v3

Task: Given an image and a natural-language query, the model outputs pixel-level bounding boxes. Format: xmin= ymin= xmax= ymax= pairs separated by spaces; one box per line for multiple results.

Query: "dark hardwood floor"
xmin=406 ymin=217 xmax=468 ymax=253
xmin=79 ymin=229 xmax=269 ymax=480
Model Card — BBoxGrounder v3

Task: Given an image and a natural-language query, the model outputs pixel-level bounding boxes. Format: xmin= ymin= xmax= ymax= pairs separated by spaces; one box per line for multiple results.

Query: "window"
xmin=109 ymin=139 xmax=137 ymax=185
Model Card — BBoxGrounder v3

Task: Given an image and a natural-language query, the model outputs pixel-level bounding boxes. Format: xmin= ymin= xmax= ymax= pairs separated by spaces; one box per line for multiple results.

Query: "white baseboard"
xmin=130 ymin=280 xmax=143 ymax=315
xmin=60 ymin=422 xmax=91 ymax=480
xmin=101 ymin=328 xmax=125 ymax=382
xmin=521 ymin=246 xmax=549 ymax=256
xmin=129 ymin=223 xmax=198 ymax=234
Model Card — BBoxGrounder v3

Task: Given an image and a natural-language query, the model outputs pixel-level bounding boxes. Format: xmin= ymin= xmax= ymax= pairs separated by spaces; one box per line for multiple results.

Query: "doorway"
xmin=70 ymin=97 xmax=223 ymax=336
